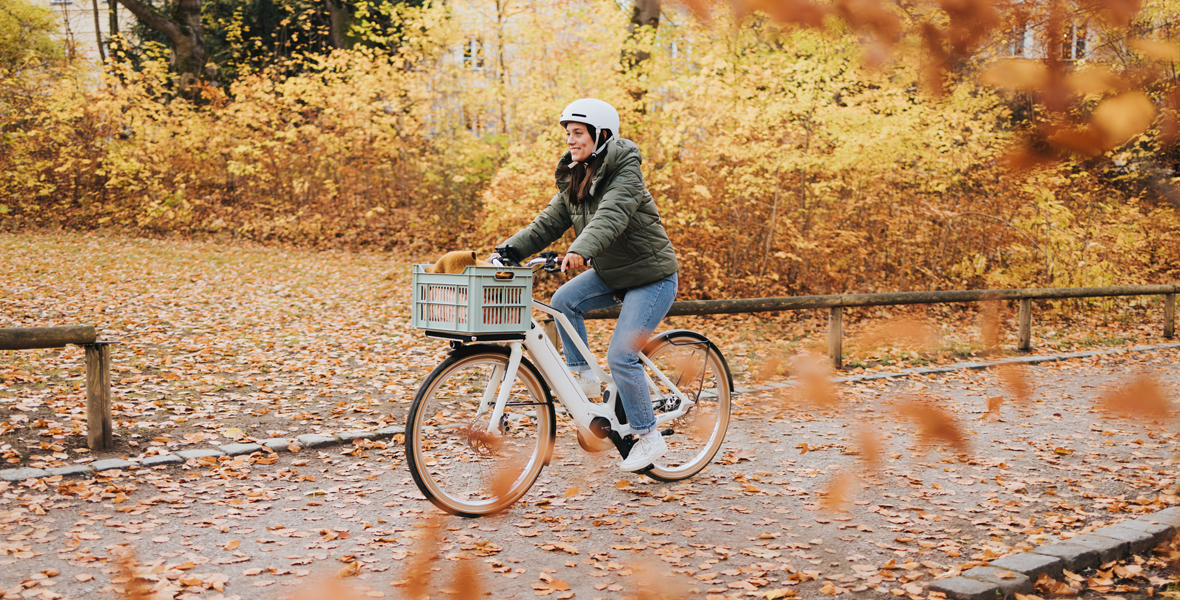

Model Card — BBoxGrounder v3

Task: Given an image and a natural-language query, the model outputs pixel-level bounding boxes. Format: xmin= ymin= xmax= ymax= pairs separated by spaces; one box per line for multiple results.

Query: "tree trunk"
xmin=116 ymin=0 xmax=207 ymax=96
xmin=495 ymin=0 xmax=507 ymax=135
xmin=624 ymin=0 xmax=660 ymax=67
xmin=108 ymin=0 xmax=118 ymax=37
xmin=326 ymin=0 xmax=354 ymax=50
xmin=91 ymin=0 xmax=106 ymax=60
xmin=623 ymin=0 xmax=660 ymax=102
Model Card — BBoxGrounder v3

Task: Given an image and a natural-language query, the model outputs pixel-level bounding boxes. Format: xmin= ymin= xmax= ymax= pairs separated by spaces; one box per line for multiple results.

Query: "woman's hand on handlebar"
xmin=560 ymin=252 xmax=585 ymax=273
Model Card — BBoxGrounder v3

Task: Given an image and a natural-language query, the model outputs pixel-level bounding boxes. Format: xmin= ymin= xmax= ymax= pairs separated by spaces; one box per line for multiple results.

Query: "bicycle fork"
xmin=480 ymin=343 xmax=523 ymax=435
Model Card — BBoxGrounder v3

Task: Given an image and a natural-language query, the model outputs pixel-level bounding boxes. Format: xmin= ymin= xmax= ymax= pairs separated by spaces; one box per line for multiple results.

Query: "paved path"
xmin=2 ymin=347 xmax=1179 ymax=600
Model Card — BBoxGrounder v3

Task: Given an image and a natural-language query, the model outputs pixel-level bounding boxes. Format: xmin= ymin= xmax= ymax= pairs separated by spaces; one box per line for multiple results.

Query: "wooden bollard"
xmin=1018 ymin=298 xmax=1032 ymax=351
xmin=85 ymin=342 xmax=113 ymax=450
xmin=828 ymin=306 xmax=843 ymax=369
xmin=1166 ymin=293 xmax=1175 ymax=339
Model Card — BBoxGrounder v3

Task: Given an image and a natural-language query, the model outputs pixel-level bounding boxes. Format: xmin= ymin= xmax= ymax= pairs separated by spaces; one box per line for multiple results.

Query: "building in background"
xmin=45 ymin=0 xmax=135 ymax=63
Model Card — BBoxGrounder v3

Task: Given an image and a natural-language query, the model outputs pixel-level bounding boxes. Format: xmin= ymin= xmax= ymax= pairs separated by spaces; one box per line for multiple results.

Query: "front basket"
xmin=411 ymin=264 xmax=533 ymax=335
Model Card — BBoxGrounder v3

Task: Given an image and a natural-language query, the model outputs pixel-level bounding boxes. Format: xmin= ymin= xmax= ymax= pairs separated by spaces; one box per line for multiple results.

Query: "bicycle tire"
xmin=405 ymin=345 xmax=555 ymax=517
xmin=639 ymin=330 xmax=733 ymax=482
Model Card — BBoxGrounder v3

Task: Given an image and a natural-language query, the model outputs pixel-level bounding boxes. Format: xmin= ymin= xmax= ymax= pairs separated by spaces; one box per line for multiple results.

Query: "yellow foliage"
xmin=1 ymin=0 xmax=1177 ymax=298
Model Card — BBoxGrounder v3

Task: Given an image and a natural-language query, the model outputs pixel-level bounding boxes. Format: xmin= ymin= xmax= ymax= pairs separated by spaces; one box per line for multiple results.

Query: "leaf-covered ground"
xmin=1 ymin=231 xmax=1179 ymax=600
xmin=2 ymin=231 xmax=1170 ymax=468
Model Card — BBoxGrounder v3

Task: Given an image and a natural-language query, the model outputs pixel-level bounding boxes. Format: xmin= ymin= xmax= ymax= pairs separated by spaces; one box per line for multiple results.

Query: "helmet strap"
xmin=588 ymin=131 xmax=609 ymax=160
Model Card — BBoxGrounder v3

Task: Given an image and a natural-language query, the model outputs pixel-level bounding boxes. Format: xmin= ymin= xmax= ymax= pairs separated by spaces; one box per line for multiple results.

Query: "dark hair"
xmin=560 ymin=125 xmax=613 ymax=203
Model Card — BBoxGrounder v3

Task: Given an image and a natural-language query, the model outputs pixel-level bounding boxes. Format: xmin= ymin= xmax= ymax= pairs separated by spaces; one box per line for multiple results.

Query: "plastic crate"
xmin=411 ymin=264 xmax=533 ymax=335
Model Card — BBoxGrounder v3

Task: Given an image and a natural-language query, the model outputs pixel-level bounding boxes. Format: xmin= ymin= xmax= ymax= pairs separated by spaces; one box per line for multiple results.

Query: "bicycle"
xmin=405 ymin=252 xmax=733 ymax=517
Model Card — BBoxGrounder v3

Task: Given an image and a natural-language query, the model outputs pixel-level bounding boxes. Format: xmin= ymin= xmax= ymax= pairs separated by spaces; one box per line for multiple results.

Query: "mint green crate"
xmin=411 ymin=265 xmax=533 ymax=334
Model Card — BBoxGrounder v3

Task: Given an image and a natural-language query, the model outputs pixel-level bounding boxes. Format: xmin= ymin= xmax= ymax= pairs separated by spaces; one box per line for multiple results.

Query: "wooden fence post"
xmin=85 ymin=343 xmax=113 ymax=450
xmin=1166 ymin=293 xmax=1175 ymax=339
xmin=1018 ymin=298 xmax=1032 ymax=351
xmin=828 ymin=306 xmax=843 ymax=370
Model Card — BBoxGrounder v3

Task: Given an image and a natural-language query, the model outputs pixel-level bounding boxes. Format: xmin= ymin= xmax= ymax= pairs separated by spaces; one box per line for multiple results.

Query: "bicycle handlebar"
xmin=491 ymin=249 xmax=562 ymax=273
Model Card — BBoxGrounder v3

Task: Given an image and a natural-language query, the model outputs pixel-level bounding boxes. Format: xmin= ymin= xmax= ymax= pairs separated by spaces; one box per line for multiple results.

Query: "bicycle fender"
xmin=642 ymin=329 xmax=734 ymax=392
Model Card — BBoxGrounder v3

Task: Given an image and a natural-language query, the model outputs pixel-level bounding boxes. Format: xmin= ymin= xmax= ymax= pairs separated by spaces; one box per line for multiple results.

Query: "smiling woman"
xmin=492 ymin=98 xmax=682 ymax=472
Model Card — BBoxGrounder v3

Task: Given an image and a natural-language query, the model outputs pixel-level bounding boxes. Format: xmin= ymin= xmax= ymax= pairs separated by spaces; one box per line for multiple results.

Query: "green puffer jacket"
xmin=504 ymin=138 xmax=679 ymax=290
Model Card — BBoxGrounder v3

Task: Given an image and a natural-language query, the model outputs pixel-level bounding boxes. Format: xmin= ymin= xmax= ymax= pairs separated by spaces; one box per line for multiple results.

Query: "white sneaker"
xmin=574 ymin=371 xmax=601 ymax=399
xmin=619 ymin=430 xmax=667 ymax=472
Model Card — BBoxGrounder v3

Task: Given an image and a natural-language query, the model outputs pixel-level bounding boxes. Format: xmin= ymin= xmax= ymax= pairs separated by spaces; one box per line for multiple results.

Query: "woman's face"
xmin=566 ymin=122 xmax=594 ymax=162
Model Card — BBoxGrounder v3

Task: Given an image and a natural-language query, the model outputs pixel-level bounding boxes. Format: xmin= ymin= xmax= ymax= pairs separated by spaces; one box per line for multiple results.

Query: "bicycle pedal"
xmin=660 ymin=428 xmax=674 ymax=436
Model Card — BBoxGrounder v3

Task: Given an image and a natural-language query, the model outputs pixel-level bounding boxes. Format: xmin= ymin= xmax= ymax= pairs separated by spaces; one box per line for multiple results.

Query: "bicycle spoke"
xmin=640 ymin=334 xmax=732 ymax=482
xmin=406 ymin=348 xmax=553 ymax=517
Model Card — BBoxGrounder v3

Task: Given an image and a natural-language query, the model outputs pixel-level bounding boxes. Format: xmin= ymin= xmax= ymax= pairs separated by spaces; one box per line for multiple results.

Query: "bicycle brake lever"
xmin=536 ymin=250 xmax=561 ymax=273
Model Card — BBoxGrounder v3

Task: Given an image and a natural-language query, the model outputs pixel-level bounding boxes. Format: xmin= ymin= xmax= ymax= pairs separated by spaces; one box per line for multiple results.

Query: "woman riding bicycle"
xmin=492 ymin=98 xmax=679 ymax=472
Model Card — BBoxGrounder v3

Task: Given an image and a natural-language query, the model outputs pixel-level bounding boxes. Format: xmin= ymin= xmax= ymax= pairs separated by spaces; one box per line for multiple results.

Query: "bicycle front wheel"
xmin=405 ymin=345 xmax=555 ymax=517
xmin=640 ymin=331 xmax=733 ymax=482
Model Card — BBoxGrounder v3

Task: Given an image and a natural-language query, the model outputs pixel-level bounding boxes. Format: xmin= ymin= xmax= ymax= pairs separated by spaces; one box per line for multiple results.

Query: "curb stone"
xmin=931 ymin=511 xmax=1180 ymax=599
xmin=90 ymin=459 xmax=136 ymax=472
xmin=219 ymin=443 xmax=263 ymax=456
xmin=296 ymin=434 xmax=338 ymax=448
xmin=374 ymin=426 xmax=405 ymax=439
xmin=0 ymin=468 xmax=49 ymax=481
xmin=1109 ymin=518 xmax=1176 ymax=540
xmin=1066 ymin=533 xmax=1130 ymax=563
xmin=176 ymin=449 xmax=225 ymax=461
xmin=1029 ymin=541 xmax=1101 ymax=572
xmin=1148 ymin=506 xmax=1180 ymax=528
xmin=960 ymin=566 xmax=1032 ymax=596
xmin=141 ymin=455 xmax=184 ymax=468
xmin=928 ymin=576 xmax=999 ymax=600
xmin=985 ymin=551 xmax=1063 ymax=579
xmin=0 ymin=425 xmax=404 ymax=482
xmin=1086 ymin=524 xmax=1158 ymax=555
xmin=262 ymin=438 xmax=295 ymax=452
xmin=47 ymin=465 xmax=97 ymax=478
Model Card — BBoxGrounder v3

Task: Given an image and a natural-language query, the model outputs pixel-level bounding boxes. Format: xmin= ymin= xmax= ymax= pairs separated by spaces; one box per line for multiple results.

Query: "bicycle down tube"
xmin=479 ymin=299 xmax=697 ymax=441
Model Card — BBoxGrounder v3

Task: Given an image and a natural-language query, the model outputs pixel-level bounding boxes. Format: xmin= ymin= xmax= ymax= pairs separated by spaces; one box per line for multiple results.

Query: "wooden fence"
xmin=0 ymin=326 xmax=113 ymax=450
xmin=585 ymin=285 xmax=1178 ymax=369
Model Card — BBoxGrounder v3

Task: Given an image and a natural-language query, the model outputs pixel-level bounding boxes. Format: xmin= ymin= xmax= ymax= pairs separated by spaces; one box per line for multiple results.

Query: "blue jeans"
xmin=551 ymin=270 xmax=678 ymax=434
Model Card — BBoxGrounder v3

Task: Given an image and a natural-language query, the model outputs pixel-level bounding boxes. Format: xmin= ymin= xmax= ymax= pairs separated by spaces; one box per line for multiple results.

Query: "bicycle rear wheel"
xmin=640 ymin=331 xmax=733 ymax=482
xmin=405 ymin=345 xmax=554 ymax=517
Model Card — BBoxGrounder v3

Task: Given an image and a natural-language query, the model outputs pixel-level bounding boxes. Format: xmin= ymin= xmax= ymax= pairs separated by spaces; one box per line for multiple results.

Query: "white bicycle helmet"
xmin=559 ymin=98 xmax=620 ymax=144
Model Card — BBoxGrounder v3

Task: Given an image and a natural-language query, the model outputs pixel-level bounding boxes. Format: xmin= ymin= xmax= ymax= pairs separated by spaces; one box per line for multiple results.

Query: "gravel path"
xmin=2 ymin=346 xmax=1178 ymax=600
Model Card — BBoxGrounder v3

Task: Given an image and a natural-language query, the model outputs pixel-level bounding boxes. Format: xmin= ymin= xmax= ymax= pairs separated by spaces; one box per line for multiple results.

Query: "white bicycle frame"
xmin=476 ymin=294 xmax=697 ymax=442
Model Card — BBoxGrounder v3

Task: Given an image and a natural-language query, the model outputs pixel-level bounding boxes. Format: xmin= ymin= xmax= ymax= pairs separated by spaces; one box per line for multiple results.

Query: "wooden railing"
xmin=0 ymin=326 xmax=114 ymax=450
xmin=585 ymin=285 xmax=1178 ymax=368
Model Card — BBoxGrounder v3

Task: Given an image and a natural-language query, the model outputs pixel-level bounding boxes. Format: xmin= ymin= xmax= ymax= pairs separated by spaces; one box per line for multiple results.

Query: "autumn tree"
xmin=119 ymin=0 xmax=431 ymax=87
xmin=0 ymin=0 xmax=64 ymax=72
xmin=116 ymin=0 xmax=208 ymax=94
